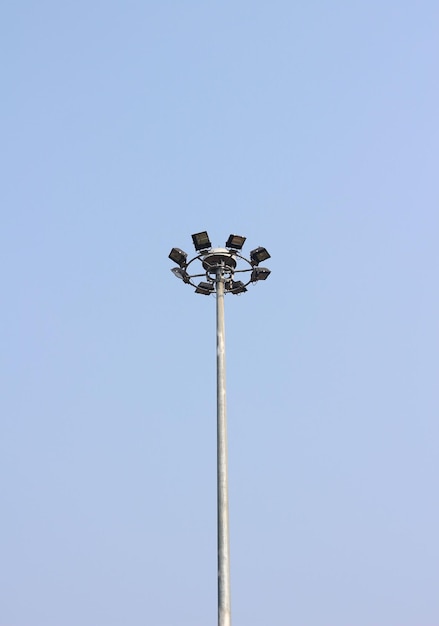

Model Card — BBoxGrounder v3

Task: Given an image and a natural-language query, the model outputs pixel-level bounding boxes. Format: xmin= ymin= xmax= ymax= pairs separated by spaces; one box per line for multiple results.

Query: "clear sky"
xmin=1 ymin=2 xmax=438 ymax=625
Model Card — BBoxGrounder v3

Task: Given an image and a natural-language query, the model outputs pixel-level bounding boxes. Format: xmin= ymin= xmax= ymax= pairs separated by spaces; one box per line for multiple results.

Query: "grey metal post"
xmin=216 ymin=267 xmax=231 ymax=626
xmin=169 ymin=234 xmax=270 ymax=625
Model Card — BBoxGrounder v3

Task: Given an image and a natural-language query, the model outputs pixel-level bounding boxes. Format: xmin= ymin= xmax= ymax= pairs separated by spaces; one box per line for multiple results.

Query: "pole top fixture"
xmin=169 ymin=232 xmax=271 ymax=295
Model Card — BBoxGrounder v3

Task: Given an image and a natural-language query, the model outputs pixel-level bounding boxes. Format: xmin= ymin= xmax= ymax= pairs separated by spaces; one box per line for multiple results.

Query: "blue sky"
xmin=1 ymin=2 xmax=438 ymax=625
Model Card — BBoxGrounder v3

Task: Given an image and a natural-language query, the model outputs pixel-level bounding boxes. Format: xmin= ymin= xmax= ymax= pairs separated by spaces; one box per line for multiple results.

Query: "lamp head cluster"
xmin=169 ymin=231 xmax=271 ymax=295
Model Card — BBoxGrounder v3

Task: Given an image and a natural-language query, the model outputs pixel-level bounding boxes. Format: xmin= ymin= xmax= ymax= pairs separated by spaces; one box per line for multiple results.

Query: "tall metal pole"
xmin=169 ymin=233 xmax=270 ymax=625
xmin=216 ymin=267 xmax=231 ymax=626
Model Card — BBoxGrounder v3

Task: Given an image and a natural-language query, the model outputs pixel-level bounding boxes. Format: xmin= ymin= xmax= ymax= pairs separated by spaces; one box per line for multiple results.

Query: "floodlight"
xmin=251 ymin=267 xmax=271 ymax=282
xmin=250 ymin=246 xmax=271 ymax=266
xmin=195 ymin=281 xmax=215 ymax=295
xmin=192 ymin=231 xmax=212 ymax=251
xmin=225 ymin=234 xmax=246 ymax=250
xmin=229 ymin=280 xmax=247 ymax=295
xmin=171 ymin=267 xmax=190 ymax=283
xmin=168 ymin=247 xmax=188 ymax=267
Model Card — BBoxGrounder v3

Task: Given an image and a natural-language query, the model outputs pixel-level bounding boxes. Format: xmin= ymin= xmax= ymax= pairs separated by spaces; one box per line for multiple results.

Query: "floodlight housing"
xmin=168 ymin=247 xmax=188 ymax=267
xmin=250 ymin=246 xmax=271 ymax=266
xmin=192 ymin=231 xmax=212 ymax=251
xmin=251 ymin=267 xmax=271 ymax=282
xmin=195 ymin=281 xmax=215 ymax=295
xmin=226 ymin=234 xmax=246 ymax=250
xmin=171 ymin=267 xmax=190 ymax=283
xmin=229 ymin=280 xmax=247 ymax=295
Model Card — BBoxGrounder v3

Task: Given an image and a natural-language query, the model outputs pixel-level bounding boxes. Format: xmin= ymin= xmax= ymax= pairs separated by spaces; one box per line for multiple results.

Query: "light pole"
xmin=169 ymin=231 xmax=271 ymax=626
